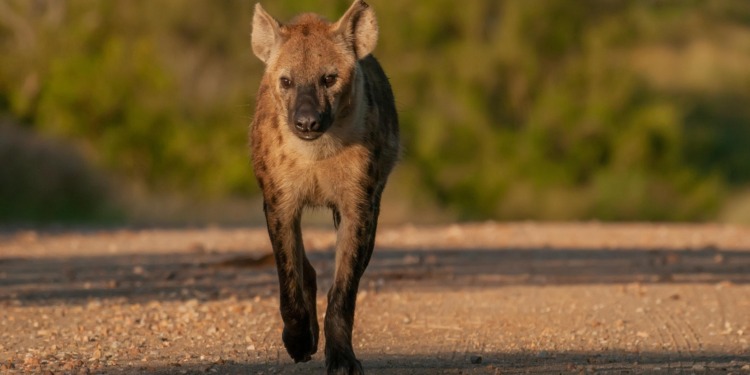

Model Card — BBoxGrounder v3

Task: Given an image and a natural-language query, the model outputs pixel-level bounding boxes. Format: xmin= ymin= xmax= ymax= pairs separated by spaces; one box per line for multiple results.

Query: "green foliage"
xmin=1 ymin=1 xmax=259 ymax=199
xmin=376 ymin=0 xmax=748 ymax=221
xmin=1 ymin=0 xmax=749 ymax=222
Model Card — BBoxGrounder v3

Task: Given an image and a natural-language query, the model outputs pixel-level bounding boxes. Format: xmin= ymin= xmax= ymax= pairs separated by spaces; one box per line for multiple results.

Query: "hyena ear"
xmin=252 ymin=3 xmax=282 ymax=63
xmin=333 ymin=0 xmax=378 ymax=59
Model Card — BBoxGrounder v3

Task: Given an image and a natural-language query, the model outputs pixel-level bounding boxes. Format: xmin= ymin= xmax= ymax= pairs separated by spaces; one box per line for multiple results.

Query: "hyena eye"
xmin=322 ymin=74 xmax=337 ymax=88
xmin=280 ymin=77 xmax=293 ymax=89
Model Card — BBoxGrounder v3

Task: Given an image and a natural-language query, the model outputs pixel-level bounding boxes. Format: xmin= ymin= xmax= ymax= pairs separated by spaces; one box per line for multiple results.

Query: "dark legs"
xmin=265 ymin=187 xmax=382 ymax=374
xmin=264 ymin=205 xmax=318 ymax=362
xmin=324 ymin=191 xmax=382 ymax=375
xmin=302 ymin=254 xmax=320 ymax=355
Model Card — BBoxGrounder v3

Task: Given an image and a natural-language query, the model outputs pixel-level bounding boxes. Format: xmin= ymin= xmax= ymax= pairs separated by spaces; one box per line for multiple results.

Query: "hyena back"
xmin=249 ymin=1 xmax=398 ymax=373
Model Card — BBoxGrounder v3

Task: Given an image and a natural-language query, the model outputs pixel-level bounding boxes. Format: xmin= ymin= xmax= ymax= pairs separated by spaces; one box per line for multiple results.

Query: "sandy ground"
xmin=1 ymin=222 xmax=750 ymax=374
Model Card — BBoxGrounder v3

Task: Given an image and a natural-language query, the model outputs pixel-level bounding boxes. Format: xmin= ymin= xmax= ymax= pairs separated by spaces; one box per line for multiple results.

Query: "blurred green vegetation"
xmin=1 ymin=0 xmax=750 ymax=223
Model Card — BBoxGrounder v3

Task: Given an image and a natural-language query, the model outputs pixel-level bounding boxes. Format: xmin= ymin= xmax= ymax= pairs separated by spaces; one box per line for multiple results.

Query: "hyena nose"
xmin=294 ymin=109 xmax=321 ymax=133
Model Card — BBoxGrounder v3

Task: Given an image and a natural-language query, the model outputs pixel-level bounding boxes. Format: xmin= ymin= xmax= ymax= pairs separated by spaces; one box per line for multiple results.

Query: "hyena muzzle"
xmin=249 ymin=1 xmax=399 ymax=373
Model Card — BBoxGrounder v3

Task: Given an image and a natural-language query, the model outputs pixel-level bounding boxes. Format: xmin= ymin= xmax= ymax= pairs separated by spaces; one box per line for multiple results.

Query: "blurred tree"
xmin=376 ymin=0 xmax=744 ymax=221
xmin=1 ymin=0 xmax=749 ymax=223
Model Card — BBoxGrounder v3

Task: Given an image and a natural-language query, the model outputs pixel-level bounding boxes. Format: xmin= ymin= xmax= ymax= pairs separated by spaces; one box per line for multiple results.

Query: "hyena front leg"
xmin=263 ymin=202 xmax=319 ymax=362
xmin=324 ymin=188 xmax=383 ymax=374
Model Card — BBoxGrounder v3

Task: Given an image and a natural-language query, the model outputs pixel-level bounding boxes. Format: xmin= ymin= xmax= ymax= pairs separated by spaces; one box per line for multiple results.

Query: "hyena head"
xmin=252 ymin=1 xmax=378 ymax=142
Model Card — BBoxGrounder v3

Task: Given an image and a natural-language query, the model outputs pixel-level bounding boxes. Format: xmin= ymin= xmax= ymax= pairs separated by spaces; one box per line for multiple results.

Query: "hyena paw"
xmin=326 ymin=351 xmax=363 ymax=375
xmin=282 ymin=321 xmax=316 ymax=363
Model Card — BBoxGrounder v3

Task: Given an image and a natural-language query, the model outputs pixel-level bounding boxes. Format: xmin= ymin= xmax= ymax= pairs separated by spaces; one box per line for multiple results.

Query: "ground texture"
xmin=1 ymin=223 xmax=749 ymax=374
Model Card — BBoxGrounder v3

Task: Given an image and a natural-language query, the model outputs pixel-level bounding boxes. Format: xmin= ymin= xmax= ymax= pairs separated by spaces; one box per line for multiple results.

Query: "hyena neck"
xmin=285 ymin=63 xmax=368 ymax=161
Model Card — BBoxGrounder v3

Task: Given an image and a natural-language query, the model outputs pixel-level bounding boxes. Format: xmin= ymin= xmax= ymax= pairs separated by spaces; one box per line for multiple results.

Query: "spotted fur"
xmin=249 ymin=1 xmax=399 ymax=373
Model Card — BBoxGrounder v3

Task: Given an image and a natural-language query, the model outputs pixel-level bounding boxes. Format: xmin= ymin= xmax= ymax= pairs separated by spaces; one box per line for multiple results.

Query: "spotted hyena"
xmin=249 ymin=1 xmax=399 ymax=373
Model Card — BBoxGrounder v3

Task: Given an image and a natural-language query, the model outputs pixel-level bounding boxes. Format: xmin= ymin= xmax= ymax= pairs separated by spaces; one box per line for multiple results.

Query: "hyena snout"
xmin=291 ymin=87 xmax=332 ymax=140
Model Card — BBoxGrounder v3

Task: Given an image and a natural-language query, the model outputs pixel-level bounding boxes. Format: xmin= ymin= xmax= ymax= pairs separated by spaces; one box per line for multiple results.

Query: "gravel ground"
xmin=1 ymin=222 xmax=749 ymax=374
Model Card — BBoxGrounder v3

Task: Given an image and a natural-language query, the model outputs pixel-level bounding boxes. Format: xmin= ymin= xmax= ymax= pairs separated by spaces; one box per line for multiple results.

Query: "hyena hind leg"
xmin=332 ymin=207 xmax=342 ymax=230
xmin=302 ymin=254 xmax=320 ymax=354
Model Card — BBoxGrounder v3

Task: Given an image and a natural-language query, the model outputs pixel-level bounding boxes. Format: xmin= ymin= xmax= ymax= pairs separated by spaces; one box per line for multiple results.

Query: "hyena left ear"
xmin=333 ymin=0 xmax=378 ymax=59
xmin=252 ymin=3 xmax=282 ymax=63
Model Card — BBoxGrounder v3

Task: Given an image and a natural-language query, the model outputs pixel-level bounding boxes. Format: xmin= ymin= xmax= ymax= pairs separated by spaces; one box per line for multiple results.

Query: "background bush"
xmin=0 ymin=119 xmax=114 ymax=222
xmin=1 ymin=0 xmax=749 ymax=223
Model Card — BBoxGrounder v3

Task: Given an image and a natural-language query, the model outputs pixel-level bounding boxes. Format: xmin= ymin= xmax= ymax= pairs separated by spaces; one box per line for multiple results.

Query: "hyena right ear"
xmin=252 ymin=3 xmax=282 ymax=63
xmin=333 ymin=0 xmax=379 ymax=59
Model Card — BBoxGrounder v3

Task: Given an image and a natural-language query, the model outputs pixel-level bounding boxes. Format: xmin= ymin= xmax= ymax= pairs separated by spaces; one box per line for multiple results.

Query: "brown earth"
xmin=1 ymin=222 xmax=749 ymax=374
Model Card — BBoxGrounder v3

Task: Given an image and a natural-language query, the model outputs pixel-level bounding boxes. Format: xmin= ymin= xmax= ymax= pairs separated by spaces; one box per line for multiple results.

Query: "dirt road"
xmin=1 ymin=223 xmax=749 ymax=374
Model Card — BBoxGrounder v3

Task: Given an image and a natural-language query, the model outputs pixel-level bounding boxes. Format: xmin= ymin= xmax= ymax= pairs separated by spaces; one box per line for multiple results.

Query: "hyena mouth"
xmin=290 ymin=120 xmax=331 ymax=141
xmin=295 ymin=131 xmax=324 ymax=141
